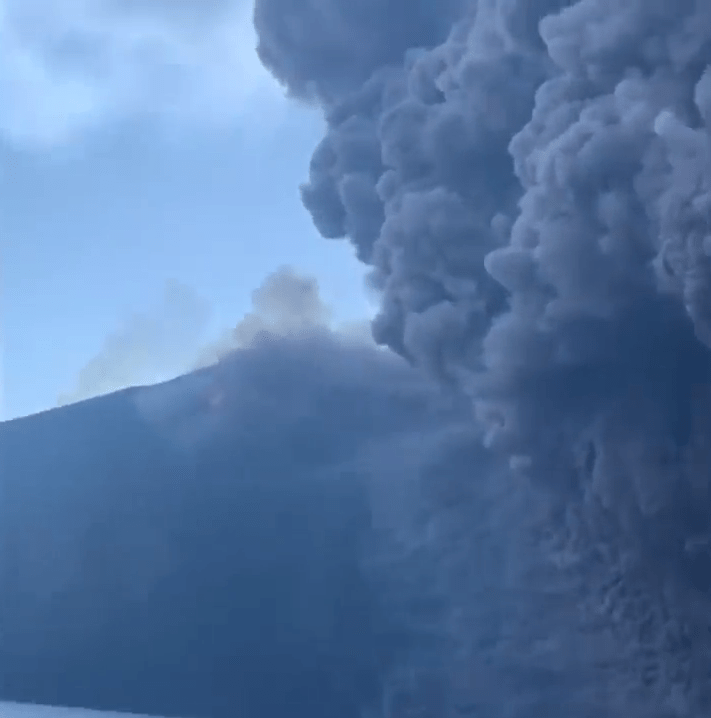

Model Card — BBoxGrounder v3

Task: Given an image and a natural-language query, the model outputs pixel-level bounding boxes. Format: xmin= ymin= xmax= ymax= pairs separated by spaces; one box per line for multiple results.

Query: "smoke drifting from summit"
xmin=254 ymin=0 xmax=711 ymax=714
xmin=194 ymin=266 xmax=372 ymax=368
xmin=58 ymin=281 xmax=211 ymax=407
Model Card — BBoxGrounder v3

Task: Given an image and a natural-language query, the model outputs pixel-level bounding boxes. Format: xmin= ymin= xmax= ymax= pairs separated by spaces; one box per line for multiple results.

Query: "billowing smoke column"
xmin=254 ymin=0 xmax=711 ymax=714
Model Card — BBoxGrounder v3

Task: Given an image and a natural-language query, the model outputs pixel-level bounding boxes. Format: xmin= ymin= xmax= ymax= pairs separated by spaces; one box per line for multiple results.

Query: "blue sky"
xmin=0 ymin=0 xmax=371 ymax=420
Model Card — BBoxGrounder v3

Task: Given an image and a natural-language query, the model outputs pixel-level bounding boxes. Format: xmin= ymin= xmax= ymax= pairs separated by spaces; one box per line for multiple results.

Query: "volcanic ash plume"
xmin=255 ymin=0 xmax=711 ymax=715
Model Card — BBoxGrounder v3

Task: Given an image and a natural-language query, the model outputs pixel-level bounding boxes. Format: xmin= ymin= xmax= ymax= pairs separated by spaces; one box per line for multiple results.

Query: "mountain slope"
xmin=0 ymin=335 xmax=458 ymax=718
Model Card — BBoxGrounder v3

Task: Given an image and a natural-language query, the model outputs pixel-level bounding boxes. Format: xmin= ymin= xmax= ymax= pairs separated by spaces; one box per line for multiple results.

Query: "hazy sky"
xmin=0 ymin=705 xmax=157 ymax=718
xmin=0 ymin=0 xmax=371 ymax=420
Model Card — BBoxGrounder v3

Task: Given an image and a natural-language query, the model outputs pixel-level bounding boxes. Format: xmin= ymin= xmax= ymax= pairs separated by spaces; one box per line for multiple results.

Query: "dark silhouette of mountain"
xmin=0 ymin=342 xmax=425 ymax=718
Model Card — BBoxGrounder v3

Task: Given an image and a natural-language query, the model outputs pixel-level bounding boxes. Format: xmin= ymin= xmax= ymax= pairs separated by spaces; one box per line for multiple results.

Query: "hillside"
xmin=0 ymin=339 xmax=439 ymax=718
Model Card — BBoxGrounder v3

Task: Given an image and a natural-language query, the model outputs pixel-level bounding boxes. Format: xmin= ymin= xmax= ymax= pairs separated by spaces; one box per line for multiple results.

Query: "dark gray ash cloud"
xmin=254 ymin=0 xmax=711 ymax=714
xmin=254 ymin=0 xmax=467 ymax=101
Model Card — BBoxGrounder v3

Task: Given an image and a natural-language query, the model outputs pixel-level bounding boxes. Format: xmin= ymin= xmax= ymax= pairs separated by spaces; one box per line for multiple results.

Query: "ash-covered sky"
xmin=5 ymin=0 xmax=711 ymax=717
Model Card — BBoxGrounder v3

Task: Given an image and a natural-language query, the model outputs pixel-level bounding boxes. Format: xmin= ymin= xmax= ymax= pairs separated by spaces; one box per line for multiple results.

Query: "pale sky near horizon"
xmin=0 ymin=0 xmax=372 ymax=421
xmin=0 ymin=704 xmax=161 ymax=718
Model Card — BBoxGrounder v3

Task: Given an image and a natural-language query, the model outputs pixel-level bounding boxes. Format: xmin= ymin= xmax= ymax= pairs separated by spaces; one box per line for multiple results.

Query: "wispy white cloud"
xmin=0 ymin=0 xmax=284 ymax=147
